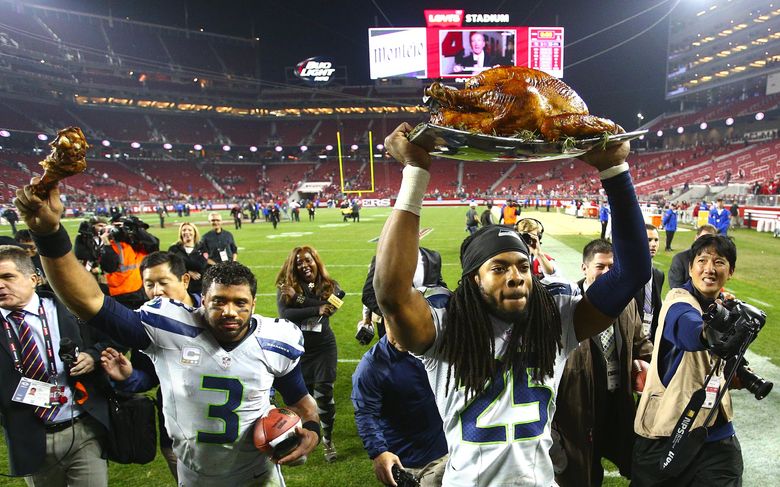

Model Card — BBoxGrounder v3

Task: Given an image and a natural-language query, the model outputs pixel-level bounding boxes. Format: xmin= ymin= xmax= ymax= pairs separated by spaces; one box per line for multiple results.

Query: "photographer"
xmin=633 ymin=235 xmax=747 ymax=486
xmin=100 ymin=216 xmax=159 ymax=309
xmin=74 ymin=216 xmax=108 ymax=284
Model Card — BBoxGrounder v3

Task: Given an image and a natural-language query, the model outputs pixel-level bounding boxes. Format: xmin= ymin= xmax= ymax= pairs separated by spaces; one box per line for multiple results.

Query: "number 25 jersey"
xmin=418 ymin=285 xmax=580 ymax=487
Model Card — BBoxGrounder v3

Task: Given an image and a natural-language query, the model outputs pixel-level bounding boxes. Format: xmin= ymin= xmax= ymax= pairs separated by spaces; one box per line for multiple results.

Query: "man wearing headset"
xmin=515 ymin=218 xmax=562 ymax=281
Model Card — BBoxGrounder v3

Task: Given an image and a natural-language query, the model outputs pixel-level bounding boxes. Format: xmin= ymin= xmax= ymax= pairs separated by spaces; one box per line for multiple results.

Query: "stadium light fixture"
xmin=0 ymin=130 xmax=10 ymax=138
xmin=275 ymin=146 xmax=283 ymax=152
xmin=376 ymin=144 xmax=384 ymax=150
xmin=193 ymin=77 xmax=199 ymax=82
xmin=130 ymin=142 xmax=141 ymax=149
xmin=222 ymin=145 xmax=231 ymax=152
xmin=756 ymin=112 xmax=765 ymax=120
xmin=677 ymin=127 xmax=684 ymax=134
xmin=350 ymin=144 xmax=358 ymax=151
xmin=193 ymin=144 xmax=203 ymax=151
xmin=104 ymin=154 xmax=112 ymax=159
xmin=249 ymin=146 xmax=258 ymax=152
xmin=101 ymin=139 xmax=111 ymax=147
xmin=37 ymin=134 xmax=48 ymax=141
xmin=726 ymin=117 xmax=734 ymax=126
xmin=163 ymin=143 xmax=173 ymax=150
xmin=700 ymin=122 xmax=708 ymax=130
xmin=656 ymin=130 xmax=664 ymax=137
xmin=325 ymin=144 xmax=333 ymax=151
xmin=300 ymin=145 xmax=308 ymax=152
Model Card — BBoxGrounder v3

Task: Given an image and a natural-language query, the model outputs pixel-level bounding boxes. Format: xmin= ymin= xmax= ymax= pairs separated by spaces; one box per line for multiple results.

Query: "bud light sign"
xmin=294 ymin=57 xmax=336 ymax=84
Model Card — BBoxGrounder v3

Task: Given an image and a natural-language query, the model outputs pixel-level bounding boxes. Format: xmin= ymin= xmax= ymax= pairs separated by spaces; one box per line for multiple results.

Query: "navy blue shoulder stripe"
xmin=139 ymin=310 xmax=203 ymax=337
xmin=544 ymin=281 xmax=577 ymax=297
xmin=426 ymin=293 xmax=450 ymax=309
xmin=257 ymin=337 xmax=303 ymax=360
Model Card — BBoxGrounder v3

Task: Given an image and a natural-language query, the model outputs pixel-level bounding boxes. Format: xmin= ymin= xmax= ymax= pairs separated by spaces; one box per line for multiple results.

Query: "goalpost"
xmin=337 ymin=130 xmax=375 ymax=196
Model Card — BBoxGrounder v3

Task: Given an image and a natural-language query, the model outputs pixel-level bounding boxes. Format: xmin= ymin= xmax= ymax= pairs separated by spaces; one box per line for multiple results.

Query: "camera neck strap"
xmin=2 ymin=303 xmax=58 ymax=383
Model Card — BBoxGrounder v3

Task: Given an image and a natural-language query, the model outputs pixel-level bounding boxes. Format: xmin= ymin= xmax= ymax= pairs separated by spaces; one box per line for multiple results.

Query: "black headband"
xmin=461 ymin=226 xmax=529 ymax=276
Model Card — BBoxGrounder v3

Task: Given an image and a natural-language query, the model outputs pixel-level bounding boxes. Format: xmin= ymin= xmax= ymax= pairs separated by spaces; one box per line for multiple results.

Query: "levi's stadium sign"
xmin=424 ymin=9 xmax=510 ymax=27
xmin=294 ymin=56 xmax=336 ymax=84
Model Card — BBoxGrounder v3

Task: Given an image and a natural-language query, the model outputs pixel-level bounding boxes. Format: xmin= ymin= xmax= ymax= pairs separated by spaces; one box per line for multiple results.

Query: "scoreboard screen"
xmin=368 ymin=25 xmax=564 ymax=80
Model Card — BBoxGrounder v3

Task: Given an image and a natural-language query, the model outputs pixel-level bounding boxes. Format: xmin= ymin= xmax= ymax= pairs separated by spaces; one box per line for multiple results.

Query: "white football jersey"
xmin=418 ymin=284 xmax=581 ymax=487
xmin=137 ymin=298 xmax=304 ymax=478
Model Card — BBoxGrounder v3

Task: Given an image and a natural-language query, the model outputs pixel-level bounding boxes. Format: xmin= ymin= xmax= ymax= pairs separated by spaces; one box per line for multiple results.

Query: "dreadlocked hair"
xmin=439 ymin=273 xmax=563 ymax=400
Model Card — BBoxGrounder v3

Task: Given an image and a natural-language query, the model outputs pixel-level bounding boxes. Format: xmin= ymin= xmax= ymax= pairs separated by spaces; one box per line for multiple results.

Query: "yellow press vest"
xmin=634 ymin=287 xmax=733 ymax=439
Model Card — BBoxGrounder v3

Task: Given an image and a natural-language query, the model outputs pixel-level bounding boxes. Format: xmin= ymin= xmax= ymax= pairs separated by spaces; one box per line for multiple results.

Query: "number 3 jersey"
xmin=137 ymin=298 xmax=304 ymax=478
xmin=418 ymin=285 xmax=581 ymax=487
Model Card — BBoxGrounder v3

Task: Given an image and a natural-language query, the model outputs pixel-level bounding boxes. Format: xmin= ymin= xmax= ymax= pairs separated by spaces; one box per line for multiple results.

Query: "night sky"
xmin=37 ymin=0 xmax=673 ymax=129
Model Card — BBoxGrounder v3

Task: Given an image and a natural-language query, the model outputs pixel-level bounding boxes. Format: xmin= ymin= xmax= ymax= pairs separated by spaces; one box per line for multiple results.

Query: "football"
xmin=253 ymin=407 xmax=302 ymax=459
xmin=632 ymin=359 xmax=650 ymax=393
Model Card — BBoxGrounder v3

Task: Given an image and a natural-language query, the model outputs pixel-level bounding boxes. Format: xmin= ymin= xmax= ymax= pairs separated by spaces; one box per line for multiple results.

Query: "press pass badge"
xmin=606 ymin=360 xmax=620 ymax=391
xmin=12 ymin=378 xmax=55 ymax=408
xmin=219 ymin=249 xmax=229 ymax=262
xmin=642 ymin=312 xmax=653 ymax=338
xmin=702 ymin=375 xmax=720 ymax=409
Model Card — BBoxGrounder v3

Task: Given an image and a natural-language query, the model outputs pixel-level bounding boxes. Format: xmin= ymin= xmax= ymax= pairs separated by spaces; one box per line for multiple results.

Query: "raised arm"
xmin=14 ymin=179 xmax=105 ymax=320
xmin=374 ymin=123 xmax=436 ymax=354
xmin=572 ymin=142 xmax=652 ymax=341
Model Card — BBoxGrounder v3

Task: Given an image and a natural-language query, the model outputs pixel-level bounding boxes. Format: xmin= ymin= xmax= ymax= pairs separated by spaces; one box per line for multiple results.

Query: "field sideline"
xmin=0 ymin=206 xmax=778 ymax=486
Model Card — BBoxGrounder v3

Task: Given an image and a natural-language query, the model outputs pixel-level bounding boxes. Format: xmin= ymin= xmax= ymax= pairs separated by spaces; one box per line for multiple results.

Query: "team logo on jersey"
xmin=181 ymin=346 xmax=202 ymax=365
xmin=219 ymin=355 xmax=232 ymax=370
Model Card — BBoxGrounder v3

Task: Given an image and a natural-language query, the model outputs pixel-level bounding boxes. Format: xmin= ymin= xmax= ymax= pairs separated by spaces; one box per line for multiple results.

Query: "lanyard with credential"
xmin=1 ymin=303 xmax=59 ymax=385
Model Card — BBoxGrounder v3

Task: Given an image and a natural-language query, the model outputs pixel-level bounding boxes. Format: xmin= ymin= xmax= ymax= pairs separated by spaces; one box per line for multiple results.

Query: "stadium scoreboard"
xmin=368 ymin=9 xmax=564 ymax=80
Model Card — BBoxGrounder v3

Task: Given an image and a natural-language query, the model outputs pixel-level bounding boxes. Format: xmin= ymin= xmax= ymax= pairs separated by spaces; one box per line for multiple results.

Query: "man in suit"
xmin=634 ymin=224 xmax=664 ymax=341
xmin=452 ymin=32 xmax=500 ymax=74
xmin=0 ymin=244 xmax=110 ymax=485
xmin=552 ymin=239 xmax=653 ymax=486
xmin=667 ymin=224 xmax=718 ymax=289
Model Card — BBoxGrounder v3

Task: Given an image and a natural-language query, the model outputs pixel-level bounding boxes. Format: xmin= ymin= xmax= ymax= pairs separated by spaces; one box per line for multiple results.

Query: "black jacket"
xmin=633 ymin=267 xmax=665 ymax=341
xmin=0 ymin=291 xmax=111 ymax=476
xmin=362 ymin=247 xmax=446 ymax=316
xmin=168 ymin=243 xmax=208 ymax=294
xmin=668 ymin=249 xmax=692 ymax=290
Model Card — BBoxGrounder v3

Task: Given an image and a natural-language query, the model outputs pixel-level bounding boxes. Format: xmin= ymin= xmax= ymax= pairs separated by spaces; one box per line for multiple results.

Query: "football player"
xmin=14 ymin=180 xmax=321 ymax=487
xmin=375 ymin=123 xmax=650 ymax=486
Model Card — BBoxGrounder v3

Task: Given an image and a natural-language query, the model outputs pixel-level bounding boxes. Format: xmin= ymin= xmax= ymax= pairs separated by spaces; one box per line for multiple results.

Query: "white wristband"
xmin=599 ymin=162 xmax=630 ymax=180
xmin=394 ymin=165 xmax=430 ymax=216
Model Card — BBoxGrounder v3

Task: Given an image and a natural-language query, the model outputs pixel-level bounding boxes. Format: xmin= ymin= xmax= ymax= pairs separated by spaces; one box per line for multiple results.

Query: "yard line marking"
xmin=746 ymin=298 xmax=774 ymax=308
xmin=337 ymin=359 xmax=361 ymax=363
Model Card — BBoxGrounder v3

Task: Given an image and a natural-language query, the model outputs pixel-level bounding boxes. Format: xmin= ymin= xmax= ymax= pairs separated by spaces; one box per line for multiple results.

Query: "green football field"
xmin=0 ymin=206 xmax=778 ymax=486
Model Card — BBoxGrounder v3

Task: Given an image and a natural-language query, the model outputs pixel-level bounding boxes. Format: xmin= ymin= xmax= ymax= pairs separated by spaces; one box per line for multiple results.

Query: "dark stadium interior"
xmin=0 ymin=0 xmax=778 ymax=208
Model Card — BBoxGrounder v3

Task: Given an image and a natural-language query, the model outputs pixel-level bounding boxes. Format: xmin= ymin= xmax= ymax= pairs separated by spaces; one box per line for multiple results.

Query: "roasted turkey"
xmin=31 ymin=126 xmax=89 ymax=197
xmin=425 ymin=66 xmax=623 ymax=141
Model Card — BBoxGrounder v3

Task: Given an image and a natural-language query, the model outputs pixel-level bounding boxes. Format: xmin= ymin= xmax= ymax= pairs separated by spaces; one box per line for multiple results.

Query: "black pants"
xmin=631 ymin=435 xmax=742 ymax=487
xmin=601 ymin=221 xmax=608 ymax=240
xmin=665 ymin=230 xmax=675 ymax=250
xmin=306 ymin=382 xmax=335 ymax=442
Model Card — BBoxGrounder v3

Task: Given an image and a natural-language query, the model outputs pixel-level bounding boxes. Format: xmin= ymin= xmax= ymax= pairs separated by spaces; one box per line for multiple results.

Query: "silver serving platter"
xmin=408 ymin=123 xmax=648 ymax=162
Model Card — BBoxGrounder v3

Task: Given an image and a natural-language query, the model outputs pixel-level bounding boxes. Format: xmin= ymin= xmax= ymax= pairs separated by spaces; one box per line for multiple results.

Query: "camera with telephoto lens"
xmin=725 ymin=357 xmax=773 ymax=400
xmin=355 ymin=321 xmax=375 ymax=345
xmin=391 ymin=465 xmax=420 ymax=487
xmin=702 ymin=299 xmax=772 ymax=399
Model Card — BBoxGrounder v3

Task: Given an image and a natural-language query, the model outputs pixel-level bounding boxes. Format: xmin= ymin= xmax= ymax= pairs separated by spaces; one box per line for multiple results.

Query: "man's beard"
xmin=479 ymin=284 xmax=531 ymax=324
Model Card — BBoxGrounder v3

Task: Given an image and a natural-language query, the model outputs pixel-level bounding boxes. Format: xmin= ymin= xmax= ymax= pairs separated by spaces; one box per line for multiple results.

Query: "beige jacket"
xmin=634 ymin=288 xmax=732 ymax=439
